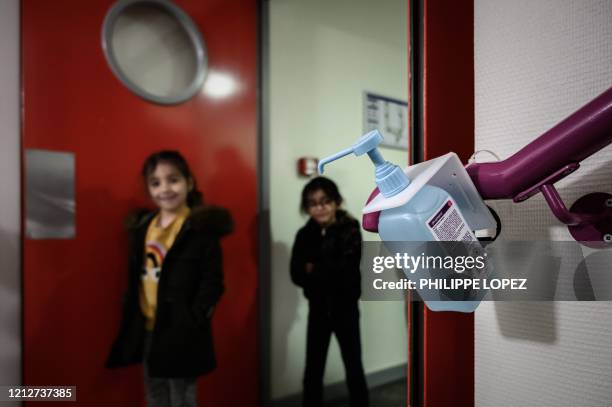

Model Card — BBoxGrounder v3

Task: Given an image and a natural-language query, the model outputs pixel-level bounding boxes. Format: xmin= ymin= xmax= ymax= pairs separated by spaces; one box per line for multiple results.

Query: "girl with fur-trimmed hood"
xmin=106 ymin=151 xmax=233 ymax=407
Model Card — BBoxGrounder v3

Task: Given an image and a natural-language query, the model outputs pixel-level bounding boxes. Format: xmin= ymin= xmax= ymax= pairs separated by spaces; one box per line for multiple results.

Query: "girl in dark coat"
xmin=106 ymin=151 xmax=233 ymax=407
xmin=290 ymin=176 xmax=369 ymax=407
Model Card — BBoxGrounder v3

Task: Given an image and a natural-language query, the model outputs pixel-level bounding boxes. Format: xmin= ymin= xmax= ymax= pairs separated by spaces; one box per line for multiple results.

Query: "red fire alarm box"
xmin=297 ymin=157 xmax=319 ymax=177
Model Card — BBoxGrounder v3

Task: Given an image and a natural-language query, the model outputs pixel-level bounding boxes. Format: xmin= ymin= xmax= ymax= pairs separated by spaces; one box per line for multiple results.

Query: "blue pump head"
xmin=318 ymin=130 xmax=410 ymax=198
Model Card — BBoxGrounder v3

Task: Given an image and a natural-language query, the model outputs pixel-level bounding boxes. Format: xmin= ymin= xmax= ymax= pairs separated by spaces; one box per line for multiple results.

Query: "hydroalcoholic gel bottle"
xmin=318 ymin=130 xmax=483 ymax=312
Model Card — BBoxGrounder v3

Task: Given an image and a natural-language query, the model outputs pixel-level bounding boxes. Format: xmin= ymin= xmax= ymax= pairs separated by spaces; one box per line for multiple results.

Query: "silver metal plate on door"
xmin=25 ymin=149 xmax=75 ymax=239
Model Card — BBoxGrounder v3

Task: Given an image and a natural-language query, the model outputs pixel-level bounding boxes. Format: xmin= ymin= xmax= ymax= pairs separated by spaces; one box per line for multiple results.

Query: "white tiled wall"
xmin=475 ymin=0 xmax=612 ymax=406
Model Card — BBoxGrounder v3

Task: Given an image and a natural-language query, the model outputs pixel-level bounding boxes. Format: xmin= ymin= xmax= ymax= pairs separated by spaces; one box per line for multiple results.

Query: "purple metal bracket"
xmin=465 ymin=86 xmax=612 ymax=247
xmin=566 ymin=192 xmax=612 ymax=248
xmin=362 ymin=187 xmax=381 ymax=233
xmin=513 ymin=163 xmax=580 ymax=203
xmin=540 ymin=185 xmax=611 ymax=225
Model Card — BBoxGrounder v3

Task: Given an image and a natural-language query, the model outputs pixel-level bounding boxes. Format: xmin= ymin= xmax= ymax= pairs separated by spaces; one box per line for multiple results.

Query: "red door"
xmin=22 ymin=1 xmax=258 ymax=406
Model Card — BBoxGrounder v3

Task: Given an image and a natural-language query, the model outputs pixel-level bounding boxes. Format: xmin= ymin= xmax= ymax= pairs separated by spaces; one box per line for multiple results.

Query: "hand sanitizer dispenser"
xmin=319 ymin=130 xmax=497 ymax=312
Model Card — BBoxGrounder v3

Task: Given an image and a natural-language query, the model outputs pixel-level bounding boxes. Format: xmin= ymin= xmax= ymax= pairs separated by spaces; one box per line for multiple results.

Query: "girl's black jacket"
xmin=290 ymin=210 xmax=362 ymax=304
xmin=106 ymin=205 xmax=233 ymax=378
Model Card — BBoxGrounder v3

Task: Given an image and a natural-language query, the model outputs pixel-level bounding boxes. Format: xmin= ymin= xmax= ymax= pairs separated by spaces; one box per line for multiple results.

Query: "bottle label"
xmin=426 ymin=199 xmax=477 ymax=242
xmin=425 ymin=198 xmax=489 ymax=284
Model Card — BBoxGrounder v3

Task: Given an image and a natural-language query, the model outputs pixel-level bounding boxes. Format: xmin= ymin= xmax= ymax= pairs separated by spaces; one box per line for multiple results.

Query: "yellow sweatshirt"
xmin=139 ymin=206 xmax=190 ymax=331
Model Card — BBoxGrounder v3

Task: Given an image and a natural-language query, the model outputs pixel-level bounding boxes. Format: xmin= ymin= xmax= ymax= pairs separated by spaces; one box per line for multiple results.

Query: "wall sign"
xmin=363 ymin=92 xmax=409 ymax=150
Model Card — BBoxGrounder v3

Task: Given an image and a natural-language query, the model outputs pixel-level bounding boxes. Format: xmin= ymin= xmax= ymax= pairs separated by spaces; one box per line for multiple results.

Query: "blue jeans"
xmin=143 ymin=331 xmax=198 ymax=407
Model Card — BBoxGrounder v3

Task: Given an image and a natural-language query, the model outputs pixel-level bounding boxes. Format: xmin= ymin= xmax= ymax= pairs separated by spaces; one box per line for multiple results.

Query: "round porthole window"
xmin=101 ymin=0 xmax=207 ymax=105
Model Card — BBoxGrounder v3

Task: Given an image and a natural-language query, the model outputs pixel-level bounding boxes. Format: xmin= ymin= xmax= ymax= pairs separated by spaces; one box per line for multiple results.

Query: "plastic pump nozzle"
xmin=318 ymin=130 xmax=410 ymax=198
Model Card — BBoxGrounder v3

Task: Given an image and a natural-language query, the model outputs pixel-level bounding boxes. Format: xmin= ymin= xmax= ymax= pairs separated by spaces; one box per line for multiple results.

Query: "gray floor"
xmin=325 ymin=379 xmax=407 ymax=407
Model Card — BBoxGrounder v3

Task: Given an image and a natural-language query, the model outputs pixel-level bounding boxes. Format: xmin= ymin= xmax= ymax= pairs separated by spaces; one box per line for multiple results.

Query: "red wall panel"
xmin=21 ymin=1 xmax=258 ymax=406
xmin=422 ymin=0 xmax=475 ymax=406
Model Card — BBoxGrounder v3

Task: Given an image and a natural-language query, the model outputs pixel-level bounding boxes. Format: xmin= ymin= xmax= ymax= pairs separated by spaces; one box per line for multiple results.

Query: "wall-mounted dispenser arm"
xmin=466 ymin=86 xmax=612 ymax=246
xmin=466 ymin=86 xmax=612 ymax=201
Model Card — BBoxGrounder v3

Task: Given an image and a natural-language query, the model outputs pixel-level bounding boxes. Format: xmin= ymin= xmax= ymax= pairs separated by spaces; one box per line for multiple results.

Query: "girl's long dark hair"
xmin=141 ymin=150 xmax=204 ymax=208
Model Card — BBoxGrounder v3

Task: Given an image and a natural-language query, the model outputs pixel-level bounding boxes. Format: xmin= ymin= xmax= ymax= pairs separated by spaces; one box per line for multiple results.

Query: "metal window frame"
xmin=101 ymin=0 xmax=208 ymax=105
